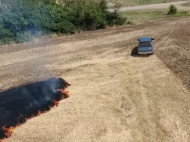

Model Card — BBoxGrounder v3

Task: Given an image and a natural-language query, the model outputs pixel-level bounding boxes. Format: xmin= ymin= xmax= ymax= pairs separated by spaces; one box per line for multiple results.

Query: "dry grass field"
xmin=0 ymin=17 xmax=190 ymax=142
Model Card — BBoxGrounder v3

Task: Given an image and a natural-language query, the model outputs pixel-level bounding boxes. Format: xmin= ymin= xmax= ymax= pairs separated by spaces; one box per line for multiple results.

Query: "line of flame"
xmin=1 ymin=87 xmax=70 ymax=140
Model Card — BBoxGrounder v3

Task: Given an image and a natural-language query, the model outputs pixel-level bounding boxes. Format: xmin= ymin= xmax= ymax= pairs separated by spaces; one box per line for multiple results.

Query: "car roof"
xmin=139 ymin=37 xmax=151 ymax=42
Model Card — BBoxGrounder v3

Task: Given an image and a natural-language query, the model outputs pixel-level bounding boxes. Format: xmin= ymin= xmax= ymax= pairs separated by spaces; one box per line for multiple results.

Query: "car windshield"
xmin=139 ymin=41 xmax=151 ymax=47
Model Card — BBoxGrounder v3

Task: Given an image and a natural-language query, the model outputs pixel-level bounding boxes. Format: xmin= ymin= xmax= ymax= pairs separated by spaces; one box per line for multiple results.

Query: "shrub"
xmin=0 ymin=0 xmax=126 ymax=44
xmin=167 ymin=5 xmax=177 ymax=15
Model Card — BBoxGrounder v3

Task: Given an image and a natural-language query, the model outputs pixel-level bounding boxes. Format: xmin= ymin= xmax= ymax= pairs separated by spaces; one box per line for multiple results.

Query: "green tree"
xmin=0 ymin=0 xmax=126 ymax=44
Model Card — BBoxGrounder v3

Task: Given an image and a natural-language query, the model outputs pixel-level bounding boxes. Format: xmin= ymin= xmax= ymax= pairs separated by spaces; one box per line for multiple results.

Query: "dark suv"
xmin=137 ymin=37 xmax=154 ymax=55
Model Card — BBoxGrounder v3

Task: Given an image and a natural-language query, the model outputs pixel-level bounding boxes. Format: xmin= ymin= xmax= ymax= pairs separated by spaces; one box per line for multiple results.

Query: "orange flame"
xmin=1 ymin=86 xmax=70 ymax=140
xmin=36 ymin=110 xmax=41 ymax=116
xmin=2 ymin=126 xmax=14 ymax=137
xmin=59 ymin=89 xmax=70 ymax=98
xmin=53 ymin=100 xmax=59 ymax=106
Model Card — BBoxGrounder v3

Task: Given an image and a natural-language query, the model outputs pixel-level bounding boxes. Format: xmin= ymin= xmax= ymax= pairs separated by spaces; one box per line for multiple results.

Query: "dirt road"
xmin=118 ymin=1 xmax=190 ymax=11
xmin=1 ymin=18 xmax=190 ymax=142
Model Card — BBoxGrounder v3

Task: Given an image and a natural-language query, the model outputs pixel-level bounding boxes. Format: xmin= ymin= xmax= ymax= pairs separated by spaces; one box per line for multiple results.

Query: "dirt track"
xmin=118 ymin=1 xmax=190 ymax=11
xmin=1 ymin=18 xmax=190 ymax=142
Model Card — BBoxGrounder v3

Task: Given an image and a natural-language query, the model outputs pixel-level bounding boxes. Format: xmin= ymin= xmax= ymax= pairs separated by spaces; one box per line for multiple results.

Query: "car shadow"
xmin=131 ymin=47 xmax=152 ymax=57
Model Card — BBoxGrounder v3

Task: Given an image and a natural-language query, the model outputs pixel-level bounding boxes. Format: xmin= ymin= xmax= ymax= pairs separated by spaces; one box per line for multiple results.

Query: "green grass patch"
xmin=170 ymin=11 xmax=190 ymax=17
xmin=120 ymin=10 xmax=190 ymax=24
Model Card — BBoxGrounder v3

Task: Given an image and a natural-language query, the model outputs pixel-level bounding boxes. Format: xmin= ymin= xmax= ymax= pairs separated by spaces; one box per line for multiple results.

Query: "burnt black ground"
xmin=0 ymin=78 xmax=70 ymax=139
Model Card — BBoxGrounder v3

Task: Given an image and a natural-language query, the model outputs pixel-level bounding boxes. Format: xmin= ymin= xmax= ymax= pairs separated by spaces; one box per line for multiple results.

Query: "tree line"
xmin=0 ymin=0 xmax=126 ymax=44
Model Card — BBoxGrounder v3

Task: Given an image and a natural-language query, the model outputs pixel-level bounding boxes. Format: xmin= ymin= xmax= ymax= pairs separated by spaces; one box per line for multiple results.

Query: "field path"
xmin=1 ymin=18 xmax=190 ymax=142
xmin=117 ymin=1 xmax=190 ymax=11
